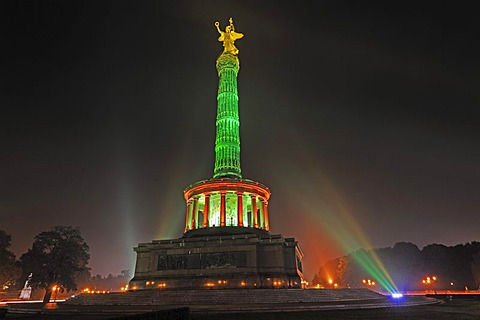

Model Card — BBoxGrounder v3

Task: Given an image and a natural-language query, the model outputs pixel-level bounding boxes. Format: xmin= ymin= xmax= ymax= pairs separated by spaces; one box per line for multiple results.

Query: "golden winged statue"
xmin=215 ymin=18 xmax=244 ymax=55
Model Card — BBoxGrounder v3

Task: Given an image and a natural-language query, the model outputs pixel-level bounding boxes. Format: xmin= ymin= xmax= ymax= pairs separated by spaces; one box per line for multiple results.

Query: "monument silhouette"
xmin=60 ymin=18 xmax=431 ymax=318
xmin=129 ymin=18 xmax=305 ymax=290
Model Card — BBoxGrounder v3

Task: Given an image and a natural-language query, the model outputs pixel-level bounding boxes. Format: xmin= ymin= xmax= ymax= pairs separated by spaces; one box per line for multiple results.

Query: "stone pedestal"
xmin=129 ymin=230 xmax=304 ymax=290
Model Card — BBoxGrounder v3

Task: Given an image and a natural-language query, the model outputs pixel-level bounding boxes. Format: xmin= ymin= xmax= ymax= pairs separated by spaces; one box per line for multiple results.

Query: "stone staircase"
xmin=65 ymin=288 xmax=386 ymax=307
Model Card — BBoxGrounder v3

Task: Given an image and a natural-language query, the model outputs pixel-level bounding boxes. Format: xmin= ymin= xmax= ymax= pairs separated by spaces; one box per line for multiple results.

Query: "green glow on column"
xmin=209 ymin=194 xmax=221 ymax=227
xmin=242 ymin=195 xmax=249 ymax=227
xmin=226 ymin=193 xmax=237 ymax=226
xmin=213 ymin=53 xmax=242 ymax=178
xmin=258 ymin=200 xmax=264 ymax=229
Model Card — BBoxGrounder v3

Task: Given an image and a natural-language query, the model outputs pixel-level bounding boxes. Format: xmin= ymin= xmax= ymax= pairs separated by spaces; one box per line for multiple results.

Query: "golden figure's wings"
xmin=231 ymin=31 xmax=244 ymax=41
xmin=215 ymin=18 xmax=244 ymax=55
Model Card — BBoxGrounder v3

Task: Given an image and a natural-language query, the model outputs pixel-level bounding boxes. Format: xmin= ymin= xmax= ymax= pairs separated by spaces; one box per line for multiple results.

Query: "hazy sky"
xmin=1 ymin=1 xmax=479 ymax=282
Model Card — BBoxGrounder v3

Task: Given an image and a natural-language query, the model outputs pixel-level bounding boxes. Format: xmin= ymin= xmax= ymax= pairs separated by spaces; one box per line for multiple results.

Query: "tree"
xmin=0 ymin=230 xmax=21 ymax=291
xmin=389 ymin=242 xmax=423 ymax=290
xmin=19 ymin=226 xmax=90 ymax=303
xmin=313 ymin=241 xmax=480 ymax=292
xmin=472 ymin=251 xmax=480 ymax=289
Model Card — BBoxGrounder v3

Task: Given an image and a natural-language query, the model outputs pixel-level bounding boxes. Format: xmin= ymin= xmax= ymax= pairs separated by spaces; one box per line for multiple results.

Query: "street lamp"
xmin=421 ymin=276 xmax=437 ymax=294
xmin=362 ymin=279 xmax=376 ymax=287
xmin=327 ymin=279 xmax=338 ymax=288
xmin=52 ymin=285 xmax=58 ymax=302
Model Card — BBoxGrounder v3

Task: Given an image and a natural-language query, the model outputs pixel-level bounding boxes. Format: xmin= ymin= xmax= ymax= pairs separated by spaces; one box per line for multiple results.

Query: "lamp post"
xmin=362 ymin=279 xmax=376 ymax=288
xmin=52 ymin=285 xmax=58 ymax=302
xmin=421 ymin=276 xmax=437 ymax=294
xmin=327 ymin=279 xmax=338 ymax=288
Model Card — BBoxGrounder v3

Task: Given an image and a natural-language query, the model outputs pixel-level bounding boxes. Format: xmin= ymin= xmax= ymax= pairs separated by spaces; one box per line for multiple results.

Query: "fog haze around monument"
xmin=1 ymin=1 xmax=479 ymax=282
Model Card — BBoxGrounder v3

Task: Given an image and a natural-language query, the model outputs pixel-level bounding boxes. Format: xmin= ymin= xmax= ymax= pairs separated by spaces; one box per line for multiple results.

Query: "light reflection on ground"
xmin=0 ymin=299 xmax=65 ymax=306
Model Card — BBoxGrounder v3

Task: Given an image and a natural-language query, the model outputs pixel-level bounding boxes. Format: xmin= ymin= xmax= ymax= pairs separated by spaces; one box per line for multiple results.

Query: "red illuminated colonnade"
xmin=183 ymin=178 xmax=270 ymax=233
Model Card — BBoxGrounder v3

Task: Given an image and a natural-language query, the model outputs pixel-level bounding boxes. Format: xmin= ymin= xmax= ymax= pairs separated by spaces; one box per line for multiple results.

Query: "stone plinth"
xmin=129 ymin=232 xmax=304 ymax=290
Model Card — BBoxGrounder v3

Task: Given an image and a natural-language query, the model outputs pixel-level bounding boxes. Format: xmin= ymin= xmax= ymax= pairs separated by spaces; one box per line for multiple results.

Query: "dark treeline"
xmin=78 ymin=270 xmax=131 ymax=292
xmin=1 ymin=227 xmax=130 ymax=300
xmin=313 ymin=241 xmax=480 ymax=291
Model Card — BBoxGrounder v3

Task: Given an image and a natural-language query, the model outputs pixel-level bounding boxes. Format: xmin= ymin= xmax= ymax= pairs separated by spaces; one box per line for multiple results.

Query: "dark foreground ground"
xmin=2 ymin=300 xmax=480 ymax=320
xmin=194 ymin=300 xmax=480 ymax=320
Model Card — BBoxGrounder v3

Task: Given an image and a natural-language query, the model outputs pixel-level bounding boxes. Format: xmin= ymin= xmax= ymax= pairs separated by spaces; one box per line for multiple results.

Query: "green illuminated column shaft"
xmin=213 ymin=53 xmax=242 ymax=178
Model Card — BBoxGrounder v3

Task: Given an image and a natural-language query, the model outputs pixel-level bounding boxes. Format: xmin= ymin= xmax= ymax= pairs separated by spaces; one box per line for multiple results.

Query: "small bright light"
xmin=391 ymin=293 xmax=403 ymax=298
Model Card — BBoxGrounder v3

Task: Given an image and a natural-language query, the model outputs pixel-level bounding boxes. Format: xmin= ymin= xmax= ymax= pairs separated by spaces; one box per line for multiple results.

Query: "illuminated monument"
xmin=129 ymin=18 xmax=304 ymax=290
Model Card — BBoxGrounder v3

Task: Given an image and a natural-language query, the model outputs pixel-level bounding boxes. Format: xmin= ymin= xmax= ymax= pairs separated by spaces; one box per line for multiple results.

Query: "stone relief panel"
xmin=157 ymin=252 xmax=246 ymax=270
xmin=158 ymin=255 xmax=187 ymax=270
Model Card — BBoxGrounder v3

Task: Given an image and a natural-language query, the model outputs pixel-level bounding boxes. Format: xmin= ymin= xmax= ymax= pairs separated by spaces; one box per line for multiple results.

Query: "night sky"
xmin=1 ymin=1 xmax=479 ymax=282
